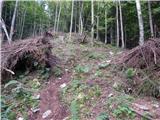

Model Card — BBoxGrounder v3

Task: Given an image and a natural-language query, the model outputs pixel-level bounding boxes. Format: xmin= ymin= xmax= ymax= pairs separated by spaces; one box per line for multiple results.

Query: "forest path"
xmin=31 ymin=34 xmax=160 ymax=120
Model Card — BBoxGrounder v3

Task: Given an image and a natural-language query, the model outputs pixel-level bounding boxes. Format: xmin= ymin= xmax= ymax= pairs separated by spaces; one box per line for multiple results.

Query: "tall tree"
xmin=69 ymin=0 xmax=74 ymax=39
xmin=135 ymin=0 xmax=144 ymax=46
xmin=148 ymin=0 xmax=154 ymax=37
xmin=119 ymin=0 xmax=125 ymax=48
xmin=56 ymin=1 xmax=62 ymax=31
xmin=54 ymin=2 xmax=58 ymax=32
xmin=96 ymin=2 xmax=99 ymax=40
xmin=116 ymin=2 xmax=119 ymax=47
xmin=105 ymin=6 xmax=107 ymax=44
xmin=91 ymin=0 xmax=94 ymax=46
xmin=9 ymin=0 xmax=18 ymax=43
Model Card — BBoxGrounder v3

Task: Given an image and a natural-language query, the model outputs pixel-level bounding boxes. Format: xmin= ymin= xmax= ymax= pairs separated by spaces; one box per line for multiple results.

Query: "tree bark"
xmin=105 ymin=9 xmax=107 ymax=44
xmin=116 ymin=2 xmax=119 ymax=47
xmin=135 ymin=0 xmax=144 ymax=46
xmin=119 ymin=0 xmax=125 ymax=48
xmin=148 ymin=0 xmax=154 ymax=37
xmin=69 ymin=0 xmax=74 ymax=40
xmin=20 ymin=8 xmax=26 ymax=39
xmin=91 ymin=0 xmax=94 ymax=46
xmin=96 ymin=16 xmax=99 ymax=40
xmin=0 ymin=0 xmax=3 ymax=42
xmin=54 ymin=2 xmax=58 ymax=32
xmin=56 ymin=1 xmax=61 ymax=31
xmin=80 ymin=1 xmax=83 ymax=34
xmin=9 ymin=0 xmax=18 ymax=43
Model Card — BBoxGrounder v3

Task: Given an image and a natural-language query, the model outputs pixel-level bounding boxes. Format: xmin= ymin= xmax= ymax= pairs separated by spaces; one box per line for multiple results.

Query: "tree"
xmin=96 ymin=2 xmax=99 ymax=41
xmin=9 ymin=0 xmax=18 ymax=43
xmin=91 ymin=0 xmax=94 ymax=46
xmin=54 ymin=2 xmax=58 ymax=32
xmin=116 ymin=1 xmax=119 ymax=47
xmin=105 ymin=8 xmax=107 ymax=44
xmin=69 ymin=0 xmax=74 ymax=39
xmin=119 ymin=0 xmax=125 ymax=48
xmin=148 ymin=0 xmax=154 ymax=37
xmin=135 ymin=0 xmax=144 ymax=46
xmin=56 ymin=1 xmax=62 ymax=31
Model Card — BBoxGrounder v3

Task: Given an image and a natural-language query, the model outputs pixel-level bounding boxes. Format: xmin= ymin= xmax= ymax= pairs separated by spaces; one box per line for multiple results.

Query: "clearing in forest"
xmin=1 ymin=33 xmax=160 ymax=120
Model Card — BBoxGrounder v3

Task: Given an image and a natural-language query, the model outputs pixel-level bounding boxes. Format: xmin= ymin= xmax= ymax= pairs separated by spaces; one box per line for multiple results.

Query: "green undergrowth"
xmin=106 ymin=94 xmax=136 ymax=120
xmin=1 ymin=67 xmax=51 ymax=120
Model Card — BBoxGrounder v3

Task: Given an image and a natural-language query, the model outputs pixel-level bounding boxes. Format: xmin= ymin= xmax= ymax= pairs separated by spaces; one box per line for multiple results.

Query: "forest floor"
xmin=2 ymin=33 xmax=160 ymax=120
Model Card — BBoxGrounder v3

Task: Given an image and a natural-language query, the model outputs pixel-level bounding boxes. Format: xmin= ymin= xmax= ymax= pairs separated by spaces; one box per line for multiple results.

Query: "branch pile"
xmin=116 ymin=38 xmax=160 ymax=70
xmin=1 ymin=32 xmax=59 ymax=79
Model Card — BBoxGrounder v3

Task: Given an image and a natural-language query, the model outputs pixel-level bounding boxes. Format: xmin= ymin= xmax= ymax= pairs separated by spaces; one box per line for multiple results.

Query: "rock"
xmin=60 ymin=83 xmax=66 ymax=88
xmin=18 ymin=117 xmax=24 ymax=120
xmin=32 ymin=94 xmax=40 ymax=100
xmin=134 ymin=103 xmax=149 ymax=111
xmin=108 ymin=93 xmax=113 ymax=98
xmin=109 ymin=51 xmax=114 ymax=55
xmin=31 ymin=108 xmax=40 ymax=113
xmin=58 ymin=77 xmax=62 ymax=80
xmin=106 ymin=60 xmax=111 ymax=63
xmin=153 ymin=103 xmax=159 ymax=108
xmin=42 ymin=110 xmax=52 ymax=119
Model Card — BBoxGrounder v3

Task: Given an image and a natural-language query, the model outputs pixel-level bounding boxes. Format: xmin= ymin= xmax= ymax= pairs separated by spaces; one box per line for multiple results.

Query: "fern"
xmin=96 ymin=112 xmax=109 ymax=120
xmin=70 ymin=100 xmax=79 ymax=120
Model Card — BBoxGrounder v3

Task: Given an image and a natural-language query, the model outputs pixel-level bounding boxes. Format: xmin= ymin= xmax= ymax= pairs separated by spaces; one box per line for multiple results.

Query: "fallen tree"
xmin=1 ymin=32 xmax=60 ymax=80
xmin=116 ymin=38 xmax=160 ymax=71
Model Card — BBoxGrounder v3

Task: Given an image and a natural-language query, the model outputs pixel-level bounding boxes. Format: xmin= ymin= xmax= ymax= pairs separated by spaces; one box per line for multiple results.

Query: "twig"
xmin=3 ymin=67 xmax=15 ymax=75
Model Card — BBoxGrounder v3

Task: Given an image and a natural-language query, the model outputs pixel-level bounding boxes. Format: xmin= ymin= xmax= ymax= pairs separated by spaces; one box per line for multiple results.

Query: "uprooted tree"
xmin=1 ymin=32 xmax=60 ymax=81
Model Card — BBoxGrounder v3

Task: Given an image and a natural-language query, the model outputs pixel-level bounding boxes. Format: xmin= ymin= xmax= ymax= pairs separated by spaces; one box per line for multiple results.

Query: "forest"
xmin=0 ymin=0 xmax=160 ymax=120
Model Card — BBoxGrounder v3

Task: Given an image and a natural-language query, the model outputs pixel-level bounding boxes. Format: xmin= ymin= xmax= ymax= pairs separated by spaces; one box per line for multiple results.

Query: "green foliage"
xmin=95 ymin=70 xmax=103 ymax=77
xmin=70 ymin=100 xmax=80 ymax=120
xmin=52 ymin=66 xmax=63 ymax=77
xmin=113 ymin=104 xmax=135 ymax=119
xmin=125 ymin=68 xmax=136 ymax=79
xmin=98 ymin=63 xmax=109 ymax=69
xmin=75 ymin=65 xmax=90 ymax=74
xmin=96 ymin=112 xmax=109 ymax=120
xmin=88 ymin=53 xmax=104 ymax=59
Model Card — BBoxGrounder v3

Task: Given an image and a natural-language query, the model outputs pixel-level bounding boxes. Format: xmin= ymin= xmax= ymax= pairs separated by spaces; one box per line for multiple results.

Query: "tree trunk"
xmin=20 ymin=8 xmax=26 ymax=39
xmin=116 ymin=2 xmax=119 ymax=47
xmin=148 ymin=0 xmax=154 ymax=37
xmin=91 ymin=0 xmax=94 ymax=46
xmin=119 ymin=0 xmax=125 ymax=48
xmin=69 ymin=0 xmax=74 ymax=40
xmin=135 ymin=0 xmax=144 ymax=46
xmin=56 ymin=1 xmax=61 ymax=31
xmin=80 ymin=1 xmax=83 ymax=34
xmin=9 ymin=0 xmax=18 ymax=43
xmin=54 ymin=2 xmax=58 ymax=32
xmin=0 ymin=0 xmax=3 ymax=42
xmin=96 ymin=2 xmax=99 ymax=41
xmin=96 ymin=16 xmax=99 ymax=40
xmin=105 ymin=9 xmax=107 ymax=44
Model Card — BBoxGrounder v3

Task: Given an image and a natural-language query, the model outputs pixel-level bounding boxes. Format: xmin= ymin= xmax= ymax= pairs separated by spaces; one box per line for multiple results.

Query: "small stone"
xmin=58 ymin=77 xmax=62 ymax=80
xmin=42 ymin=110 xmax=52 ymax=119
xmin=18 ymin=117 xmax=24 ymax=120
xmin=153 ymin=103 xmax=159 ymax=108
xmin=32 ymin=94 xmax=40 ymax=100
xmin=108 ymin=93 xmax=113 ymax=98
xmin=109 ymin=51 xmax=114 ymax=55
xmin=60 ymin=83 xmax=66 ymax=88
xmin=31 ymin=108 xmax=40 ymax=113
xmin=134 ymin=103 xmax=149 ymax=111
xmin=65 ymin=69 xmax=69 ymax=72
xmin=106 ymin=60 xmax=111 ymax=63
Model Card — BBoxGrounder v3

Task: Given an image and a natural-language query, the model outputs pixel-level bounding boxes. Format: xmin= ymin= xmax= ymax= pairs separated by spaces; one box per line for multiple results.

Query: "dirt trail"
xmin=29 ymin=72 xmax=71 ymax=120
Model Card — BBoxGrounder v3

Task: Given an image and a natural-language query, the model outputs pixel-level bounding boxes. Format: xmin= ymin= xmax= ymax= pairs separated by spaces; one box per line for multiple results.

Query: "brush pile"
xmin=116 ymin=38 xmax=160 ymax=71
xmin=1 ymin=32 xmax=59 ymax=80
